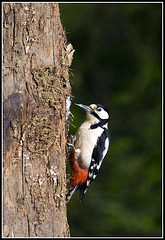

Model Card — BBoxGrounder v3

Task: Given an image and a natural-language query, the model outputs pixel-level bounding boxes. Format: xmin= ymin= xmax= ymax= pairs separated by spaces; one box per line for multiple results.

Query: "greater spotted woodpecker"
xmin=66 ymin=103 xmax=110 ymax=202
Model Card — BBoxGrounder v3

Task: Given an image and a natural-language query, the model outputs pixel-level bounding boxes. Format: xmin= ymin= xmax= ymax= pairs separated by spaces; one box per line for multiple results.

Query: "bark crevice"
xmin=3 ymin=3 xmax=73 ymax=237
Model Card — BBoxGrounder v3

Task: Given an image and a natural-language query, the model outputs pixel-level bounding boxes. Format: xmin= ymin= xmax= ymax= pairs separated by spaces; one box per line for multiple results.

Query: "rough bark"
xmin=3 ymin=3 xmax=74 ymax=237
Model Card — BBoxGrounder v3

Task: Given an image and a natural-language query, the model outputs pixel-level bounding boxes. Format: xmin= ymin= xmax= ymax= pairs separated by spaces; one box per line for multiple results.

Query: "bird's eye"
xmin=97 ymin=107 xmax=102 ymax=112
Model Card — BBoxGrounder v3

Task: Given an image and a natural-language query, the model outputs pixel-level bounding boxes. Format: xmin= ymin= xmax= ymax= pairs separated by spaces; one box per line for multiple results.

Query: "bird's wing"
xmin=79 ymin=128 xmax=110 ymax=201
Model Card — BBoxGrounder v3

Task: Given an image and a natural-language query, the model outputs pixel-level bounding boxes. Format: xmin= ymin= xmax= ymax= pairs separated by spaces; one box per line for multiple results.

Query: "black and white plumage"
xmin=79 ymin=127 xmax=110 ymax=200
xmin=66 ymin=103 xmax=110 ymax=202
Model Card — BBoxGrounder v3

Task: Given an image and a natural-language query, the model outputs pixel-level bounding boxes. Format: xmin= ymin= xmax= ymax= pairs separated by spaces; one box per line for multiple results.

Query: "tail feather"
xmin=66 ymin=185 xmax=79 ymax=203
xmin=79 ymin=183 xmax=88 ymax=202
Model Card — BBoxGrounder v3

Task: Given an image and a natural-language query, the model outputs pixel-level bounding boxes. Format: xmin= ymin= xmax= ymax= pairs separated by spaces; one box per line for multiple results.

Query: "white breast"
xmin=74 ymin=121 xmax=104 ymax=169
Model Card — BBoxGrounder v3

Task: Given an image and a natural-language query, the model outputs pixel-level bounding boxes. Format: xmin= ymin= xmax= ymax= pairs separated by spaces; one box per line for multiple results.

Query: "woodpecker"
xmin=66 ymin=103 xmax=110 ymax=202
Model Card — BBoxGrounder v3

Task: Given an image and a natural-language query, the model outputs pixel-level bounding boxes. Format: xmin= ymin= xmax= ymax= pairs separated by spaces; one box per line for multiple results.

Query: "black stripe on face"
xmin=90 ymin=119 xmax=108 ymax=130
xmin=90 ymin=104 xmax=109 ymax=129
xmin=91 ymin=110 xmax=101 ymax=121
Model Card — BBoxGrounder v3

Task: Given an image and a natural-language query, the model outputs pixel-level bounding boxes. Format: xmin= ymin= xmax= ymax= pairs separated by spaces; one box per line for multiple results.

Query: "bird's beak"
xmin=75 ymin=103 xmax=93 ymax=113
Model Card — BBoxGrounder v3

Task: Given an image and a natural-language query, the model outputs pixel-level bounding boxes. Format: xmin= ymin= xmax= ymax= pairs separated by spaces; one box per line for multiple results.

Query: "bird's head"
xmin=75 ymin=103 xmax=109 ymax=129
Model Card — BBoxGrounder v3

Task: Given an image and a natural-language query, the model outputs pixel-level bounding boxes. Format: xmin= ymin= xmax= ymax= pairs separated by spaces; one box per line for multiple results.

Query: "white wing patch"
xmin=103 ymin=137 xmax=109 ymax=159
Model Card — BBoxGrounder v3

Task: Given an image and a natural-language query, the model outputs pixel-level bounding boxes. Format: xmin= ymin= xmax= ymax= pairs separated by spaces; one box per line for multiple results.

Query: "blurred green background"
xmin=59 ymin=3 xmax=162 ymax=237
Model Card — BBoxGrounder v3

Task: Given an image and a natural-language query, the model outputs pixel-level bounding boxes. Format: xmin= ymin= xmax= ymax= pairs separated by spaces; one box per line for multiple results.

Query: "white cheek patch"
xmin=98 ymin=110 xmax=109 ymax=121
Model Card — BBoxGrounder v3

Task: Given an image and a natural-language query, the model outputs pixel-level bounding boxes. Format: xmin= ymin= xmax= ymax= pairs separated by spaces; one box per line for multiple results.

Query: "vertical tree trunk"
xmin=3 ymin=3 xmax=74 ymax=237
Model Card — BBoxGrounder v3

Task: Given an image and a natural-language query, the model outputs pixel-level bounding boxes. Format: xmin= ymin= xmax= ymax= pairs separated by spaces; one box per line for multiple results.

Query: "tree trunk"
xmin=3 ymin=3 xmax=74 ymax=237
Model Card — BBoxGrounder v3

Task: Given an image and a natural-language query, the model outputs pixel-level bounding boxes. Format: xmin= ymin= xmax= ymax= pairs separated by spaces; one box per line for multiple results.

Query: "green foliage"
xmin=60 ymin=3 xmax=162 ymax=237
